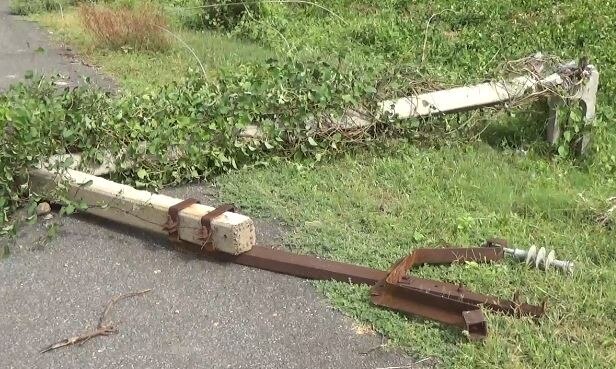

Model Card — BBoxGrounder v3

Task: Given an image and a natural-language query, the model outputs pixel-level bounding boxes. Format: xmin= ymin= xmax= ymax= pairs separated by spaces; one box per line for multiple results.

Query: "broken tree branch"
xmin=41 ymin=289 xmax=152 ymax=353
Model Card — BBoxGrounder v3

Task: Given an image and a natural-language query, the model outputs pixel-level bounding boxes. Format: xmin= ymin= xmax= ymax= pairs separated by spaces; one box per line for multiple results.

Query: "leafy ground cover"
xmin=3 ymin=1 xmax=616 ymax=368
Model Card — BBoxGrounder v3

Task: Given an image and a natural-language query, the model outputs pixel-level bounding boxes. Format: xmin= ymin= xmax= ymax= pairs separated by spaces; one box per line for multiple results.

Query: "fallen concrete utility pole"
xmin=379 ymin=56 xmax=599 ymax=152
xmin=378 ymin=71 xmax=563 ymax=118
xmin=242 ymin=54 xmax=599 ymax=151
xmin=42 ymin=56 xmax=599 ymax=179
xmin=43 ymin=152 xmax=119 ymax=177
xmin=379 ymin=56 xmax=598 ymax=122
xmin=30 ymin=163 xmax=544 ymax=339
xmin=29 ymin=167 xmax=255 ymax=255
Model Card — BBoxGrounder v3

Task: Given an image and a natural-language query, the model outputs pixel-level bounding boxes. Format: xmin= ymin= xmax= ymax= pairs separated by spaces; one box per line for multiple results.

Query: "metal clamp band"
xmin=198 ymin=204 xmax=235 ymax=252
xmin=162 ymin=198 xmax=200 ymax=241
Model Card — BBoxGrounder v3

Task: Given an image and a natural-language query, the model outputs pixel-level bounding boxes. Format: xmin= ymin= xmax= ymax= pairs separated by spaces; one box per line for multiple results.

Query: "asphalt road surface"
xmin=0 ymin=0 xmax=113 ymax=90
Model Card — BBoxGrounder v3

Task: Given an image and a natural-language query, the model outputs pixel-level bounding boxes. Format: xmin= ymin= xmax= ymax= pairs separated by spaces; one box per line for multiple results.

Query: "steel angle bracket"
xmin=174 ymin=231 xmax=545 ymax=340
xmin=370 ymin=246 xmax=545 ymax=340
xmin=371 ymin=278 xmax=489 ymax=340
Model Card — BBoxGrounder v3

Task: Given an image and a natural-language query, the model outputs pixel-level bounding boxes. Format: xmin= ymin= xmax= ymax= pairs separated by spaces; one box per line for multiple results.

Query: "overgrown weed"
xmin=78 ymin=2 xmax=170 ymax=51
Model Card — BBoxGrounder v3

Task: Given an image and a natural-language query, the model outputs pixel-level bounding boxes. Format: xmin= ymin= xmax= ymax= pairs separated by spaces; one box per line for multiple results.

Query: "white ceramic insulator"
xmin=504 ymin=246 xmax=574 ymax=274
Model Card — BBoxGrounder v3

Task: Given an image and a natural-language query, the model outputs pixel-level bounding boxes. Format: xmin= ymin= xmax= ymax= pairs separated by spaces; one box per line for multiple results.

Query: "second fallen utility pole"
xmin=379 ymin=54 xmax=599 ymax=152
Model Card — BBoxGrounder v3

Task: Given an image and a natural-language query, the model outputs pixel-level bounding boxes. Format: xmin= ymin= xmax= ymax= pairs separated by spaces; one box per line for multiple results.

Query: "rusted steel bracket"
xmin=371 ymin=245 xmax=545 ymax=340
xmin=221 ymin=245 xmax=386 ymax=285
xmin=176 ymin=236 xmax=544 ymax=340
xmin=171 ymin=203 xmax=383 ymax=284
xmin=162 ymin=198 xmax=200 ymax=241
xmin=177 ymin=242 xmax=386 ymax=285
xmin=197 ymin=203 xmax=235 ymax=251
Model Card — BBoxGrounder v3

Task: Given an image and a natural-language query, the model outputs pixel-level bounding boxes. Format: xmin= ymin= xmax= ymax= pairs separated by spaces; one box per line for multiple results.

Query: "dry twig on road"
xmin=41 ymin=289 xmax=152 ymax=353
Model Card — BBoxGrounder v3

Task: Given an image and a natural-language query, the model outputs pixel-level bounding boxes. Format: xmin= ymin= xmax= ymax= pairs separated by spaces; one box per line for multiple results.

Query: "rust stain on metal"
xmin=177 ymin=242 xmax=387 ymax=285
xmin=370 ymin=245 xmax=545 ymax=340
xmin=462 ymin=310 xmax=488 ymax=341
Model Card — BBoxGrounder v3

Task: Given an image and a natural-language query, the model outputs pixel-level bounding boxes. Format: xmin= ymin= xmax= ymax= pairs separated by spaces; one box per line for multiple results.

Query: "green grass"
xmin=243 ymin=0 xmax=616 ymax=89
xmin=215 ymin=143 xmax=616 ymax=368
xmin=32 ymin=10 xmax=273 ymax=91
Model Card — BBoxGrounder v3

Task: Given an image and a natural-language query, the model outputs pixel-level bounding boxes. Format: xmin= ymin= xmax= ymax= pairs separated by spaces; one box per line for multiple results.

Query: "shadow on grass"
xmin=398 ymin=103 xmax=555 ymax=156
xmin=478 ymin=104 xmax=550 ymax=152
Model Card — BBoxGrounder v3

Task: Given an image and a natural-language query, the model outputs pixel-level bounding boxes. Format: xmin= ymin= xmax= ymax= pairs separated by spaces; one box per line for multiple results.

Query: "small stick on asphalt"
xmin=41 ymin=289 xmax=152 ymax=353
xmin=376 ymin=358 xmax=433 ymax=369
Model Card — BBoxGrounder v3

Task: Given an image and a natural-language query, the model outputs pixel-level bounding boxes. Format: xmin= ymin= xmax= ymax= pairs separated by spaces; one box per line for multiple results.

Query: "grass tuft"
xmin=77 ymin=2 xmax=170 ymax=52
xmin=32 ymin=8 xmax=273 ymax=91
